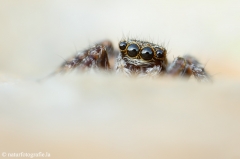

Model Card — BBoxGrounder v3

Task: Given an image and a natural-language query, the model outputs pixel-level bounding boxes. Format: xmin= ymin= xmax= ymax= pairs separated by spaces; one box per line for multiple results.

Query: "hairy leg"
xmin=183 ymin=55 xmax=211 ymax=82
xmin=56 ymin=40 xmax=113 ymax=74
xmin=167 ymin=55 xmax=211 ymax=82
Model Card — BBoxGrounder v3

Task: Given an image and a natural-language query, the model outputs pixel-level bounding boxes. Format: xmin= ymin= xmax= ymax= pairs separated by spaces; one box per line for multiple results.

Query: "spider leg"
xmin=167 ymin=55 xmax=211 ymax=82
xmin=38 ymin=40 xmax=113 ymax=82
xmin=183 ymin=55 xmax=212 ymax=82
xmin=56 ymin=40 xmax=113 ymax=74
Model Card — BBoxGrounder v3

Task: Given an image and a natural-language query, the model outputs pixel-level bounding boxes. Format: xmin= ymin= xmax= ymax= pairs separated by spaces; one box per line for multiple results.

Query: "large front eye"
xmin=127 ymin=44 xmax=139 ymax=57
xmin=140 ymin=47 xmax=153 ymax=60
xmin=119 ymin=41 xmax=127 ymax=51
xmin=156 ymin=49 xmax=165 ymax=58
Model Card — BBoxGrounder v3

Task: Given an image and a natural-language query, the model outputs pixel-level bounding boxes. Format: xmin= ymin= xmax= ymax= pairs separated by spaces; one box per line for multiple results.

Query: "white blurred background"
xmin=0 ymin=0 xmax=240 ymax=159
xmin=0 ymin=0 xmax=240 ymax=78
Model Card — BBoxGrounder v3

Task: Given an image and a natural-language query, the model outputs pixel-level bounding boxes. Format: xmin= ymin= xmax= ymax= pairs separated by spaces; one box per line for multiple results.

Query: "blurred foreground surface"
xmin=1 ymin=74 xmax=240 ymax=159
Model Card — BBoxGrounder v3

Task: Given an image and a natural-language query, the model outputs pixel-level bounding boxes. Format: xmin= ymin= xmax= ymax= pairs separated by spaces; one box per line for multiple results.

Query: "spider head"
xmin=118 ymin=39 xmax=167 ymax=68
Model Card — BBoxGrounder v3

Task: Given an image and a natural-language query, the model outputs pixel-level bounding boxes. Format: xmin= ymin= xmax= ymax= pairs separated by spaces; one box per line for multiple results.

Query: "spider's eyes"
xmin=119 ymin=41 xmax=127 ymax=51
xmin=127 ymin=44 xmax=139 ymax=57
xmin=156 ymin=49 xmax=165 ymax=58
xmin=140 ymin=47 xmax=153 ymax=60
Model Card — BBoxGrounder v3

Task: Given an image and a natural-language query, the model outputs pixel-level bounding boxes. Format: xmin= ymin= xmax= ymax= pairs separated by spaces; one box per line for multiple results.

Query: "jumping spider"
xmin=53 ymin=39 xmax=211 ymax=82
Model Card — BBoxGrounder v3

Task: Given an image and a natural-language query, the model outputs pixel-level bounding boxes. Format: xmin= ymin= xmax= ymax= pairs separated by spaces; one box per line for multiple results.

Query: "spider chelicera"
xmin=52 ymin=39 xmax=211 ymax=82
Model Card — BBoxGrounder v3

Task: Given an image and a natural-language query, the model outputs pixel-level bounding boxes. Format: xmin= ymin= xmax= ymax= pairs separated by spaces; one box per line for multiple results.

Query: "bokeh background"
xmin=1 ymin=0 xmax=240 ymax=159
xmin=1 ymin=0 xmax=240 ymax=78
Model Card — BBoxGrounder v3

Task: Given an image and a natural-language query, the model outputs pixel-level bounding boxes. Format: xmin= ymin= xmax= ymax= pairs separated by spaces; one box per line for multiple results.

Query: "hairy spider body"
xmin=116 ymin=39 xmax=168 ymax=77
xmin=54 ymin=39 xmax=211 ymax=82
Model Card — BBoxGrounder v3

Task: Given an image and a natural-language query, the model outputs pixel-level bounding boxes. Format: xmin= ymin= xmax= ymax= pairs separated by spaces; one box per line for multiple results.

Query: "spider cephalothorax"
xmin=116 ymin=39 xmax=168 ymax=76
xmin=52 ymin=38 xmax=211 ymax=82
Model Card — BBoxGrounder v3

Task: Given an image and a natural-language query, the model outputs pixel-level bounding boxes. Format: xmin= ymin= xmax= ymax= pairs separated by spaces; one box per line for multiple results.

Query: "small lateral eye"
xmin=140 ymin=47 xmax=153 ymax=60
xmin=156 ymin=49 xmax=165 ymax=58
xmin=119 ymin=41 xmax=127 ymax=50
xmin=127 ymin=44 xmax=139 ymax=57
